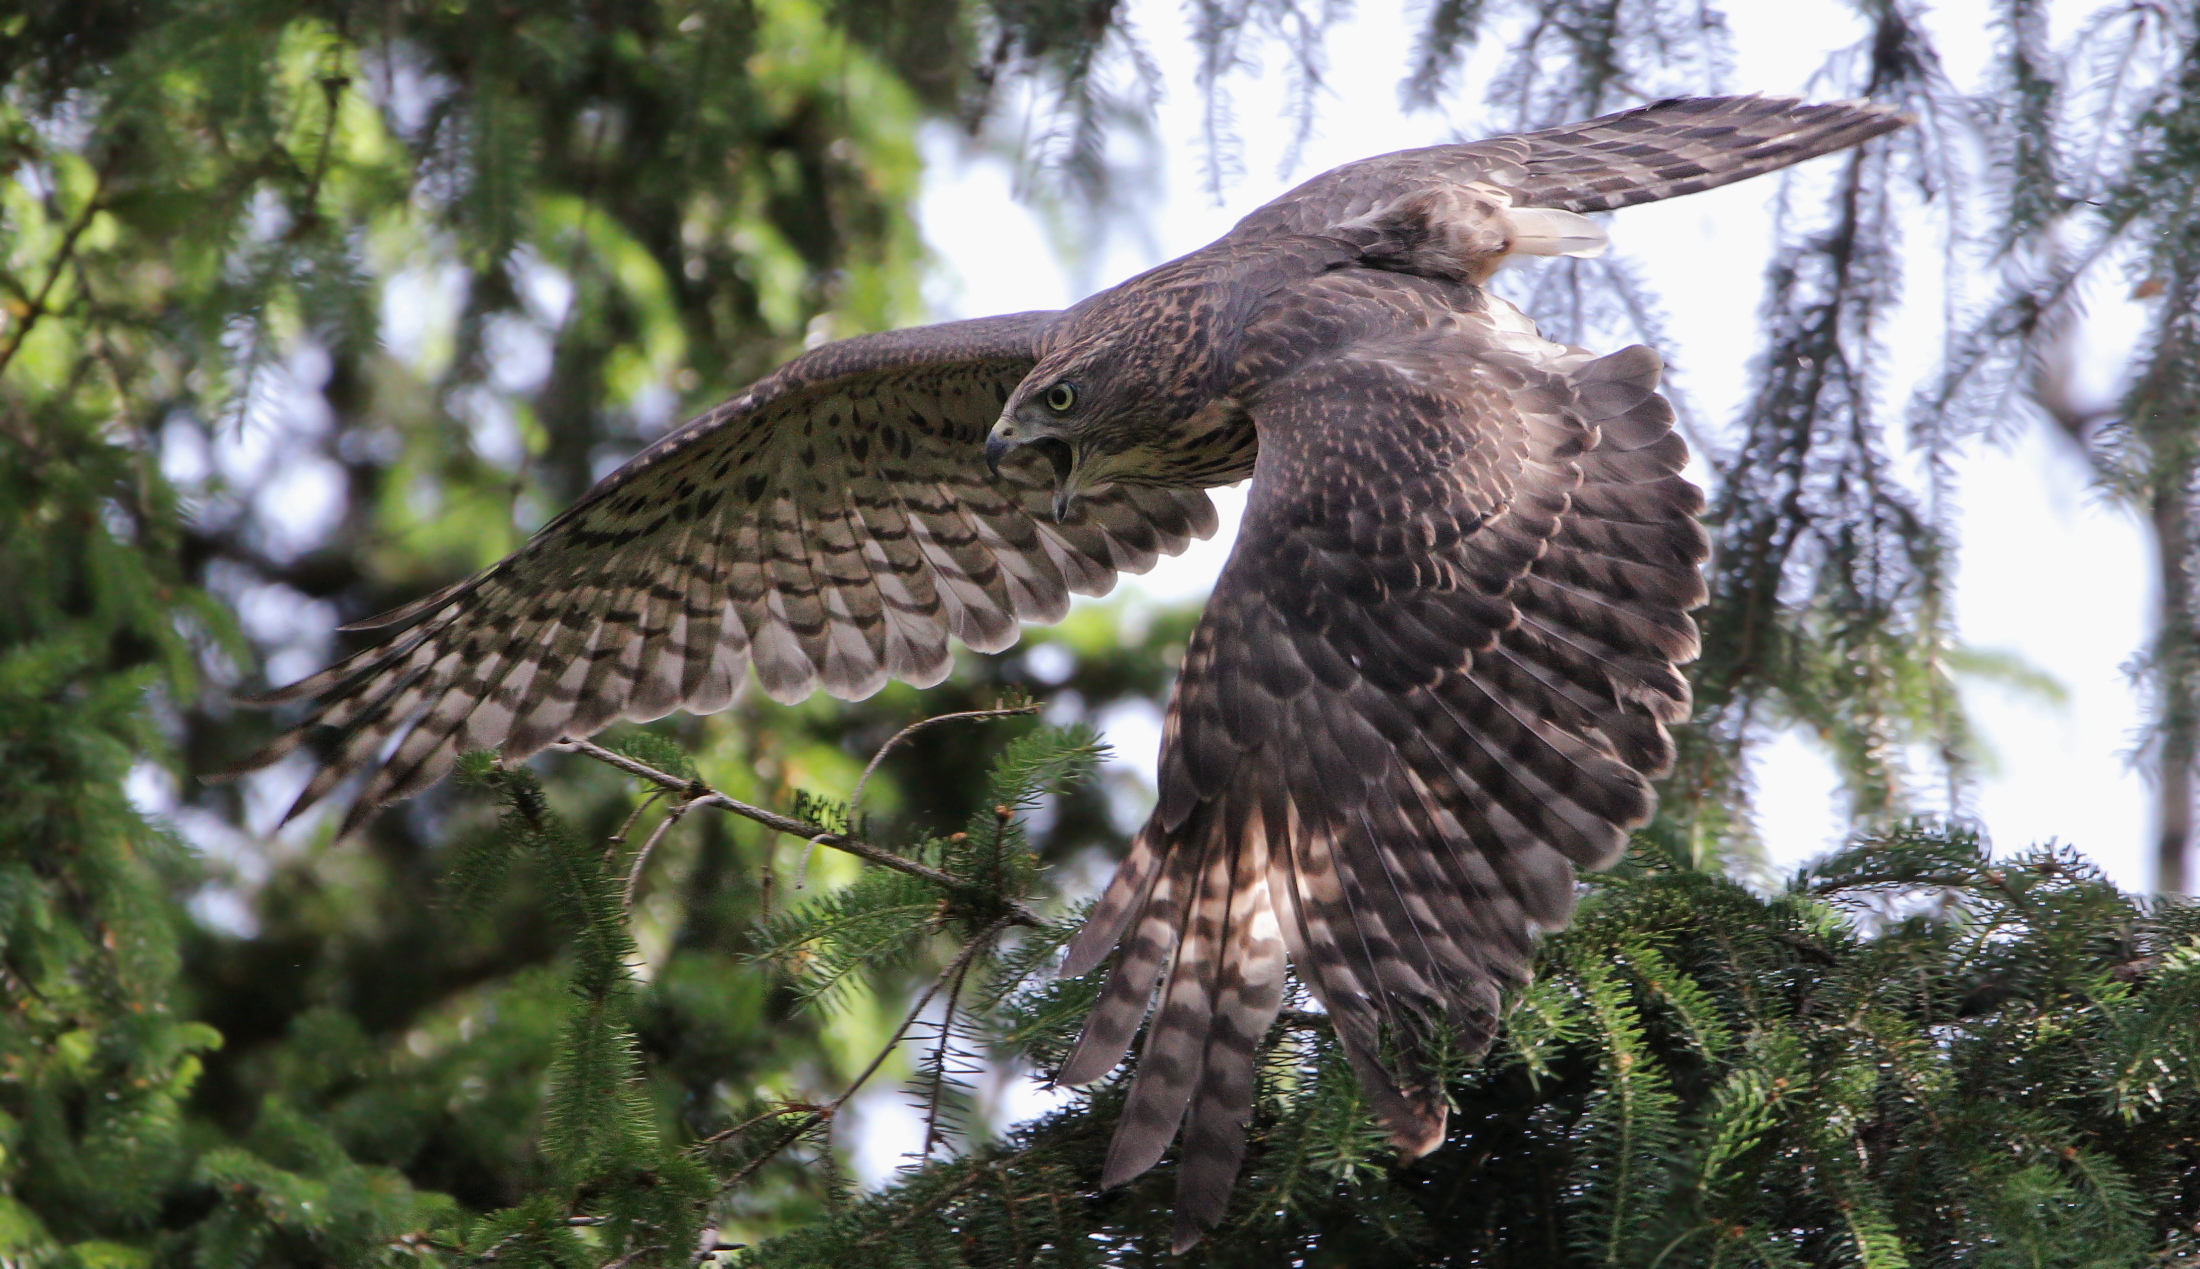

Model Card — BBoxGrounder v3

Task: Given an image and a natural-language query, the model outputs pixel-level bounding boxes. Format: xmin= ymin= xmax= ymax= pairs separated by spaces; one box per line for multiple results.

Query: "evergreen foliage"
xmin=751 ymin=824 xmax=2200 ymax=1267
xmin=0 ymin=372 xmax=455 ymax=1263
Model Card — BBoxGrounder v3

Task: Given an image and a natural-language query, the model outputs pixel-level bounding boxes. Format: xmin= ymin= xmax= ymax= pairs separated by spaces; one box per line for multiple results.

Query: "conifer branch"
xmin=554 ymin=736 xmax=1043 ymax=927
xmin=849 ymin=1166 xmax=995 ymax=1245
xmin=462 ymin=1217 xmax=610 ymax=1265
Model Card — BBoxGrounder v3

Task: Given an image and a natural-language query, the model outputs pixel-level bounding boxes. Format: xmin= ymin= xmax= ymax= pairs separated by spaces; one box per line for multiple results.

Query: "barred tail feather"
xmin=1059 ymin=828 xmax=1165 ymax=980
xmin=1060 ymin=790 xmax=1291 ymax=1252
xmin=1170 ymin=798 xmax=1285 ymax=1252
xmin=1097 ymin=818 xmax=1229 ymax=1191
xmin=1056 ymin=835 xmax=1198 ymax=1087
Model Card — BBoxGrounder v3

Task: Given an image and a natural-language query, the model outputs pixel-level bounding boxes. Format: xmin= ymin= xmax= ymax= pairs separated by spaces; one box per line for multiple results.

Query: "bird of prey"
xmin=228 ymin=95 xmax=1905 ymax=1249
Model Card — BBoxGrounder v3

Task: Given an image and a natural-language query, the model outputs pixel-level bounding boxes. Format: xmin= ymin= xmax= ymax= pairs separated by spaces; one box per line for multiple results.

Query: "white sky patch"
xmin=485 ymin=310 xmax=557 ymax=394
xmin=512 ymin=245 xmax=577 ymax=326
xmin=845 ymin=1088 xmax=927 ymax=1188
xmin=253 ymin=456 xmax=349 ymax=561
xmin=380 ymin=262 xmax=467 ymax=370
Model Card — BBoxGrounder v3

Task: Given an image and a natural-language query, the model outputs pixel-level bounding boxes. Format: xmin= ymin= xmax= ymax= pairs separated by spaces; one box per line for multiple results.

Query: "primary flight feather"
xmin=227 ymin=94 xmax=1906 ymax=1249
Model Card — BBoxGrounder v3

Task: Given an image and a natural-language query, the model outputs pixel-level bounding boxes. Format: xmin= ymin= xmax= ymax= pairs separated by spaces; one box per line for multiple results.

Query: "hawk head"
xmin=987 ymin=261 xmax=1251 ymax=518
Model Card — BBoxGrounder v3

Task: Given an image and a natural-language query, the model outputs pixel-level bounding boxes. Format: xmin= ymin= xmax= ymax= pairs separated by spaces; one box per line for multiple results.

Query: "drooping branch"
xmin=1666 ymin=5 xmax=1957 ymax=847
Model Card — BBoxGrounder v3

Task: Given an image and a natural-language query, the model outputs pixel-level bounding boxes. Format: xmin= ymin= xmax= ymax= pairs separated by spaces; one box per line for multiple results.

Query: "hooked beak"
xmin=986 ymin=420 xmax=1078 ymax=521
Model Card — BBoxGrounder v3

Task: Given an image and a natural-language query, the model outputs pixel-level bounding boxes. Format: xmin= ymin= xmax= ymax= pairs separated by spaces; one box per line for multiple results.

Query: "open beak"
xmin=985 ymin=423 xmax=1079 ymax=521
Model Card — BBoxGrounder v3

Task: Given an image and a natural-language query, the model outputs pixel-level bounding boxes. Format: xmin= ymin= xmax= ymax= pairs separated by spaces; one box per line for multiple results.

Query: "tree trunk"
xmin=2152 ymin=483 xmax=2194 ymax=894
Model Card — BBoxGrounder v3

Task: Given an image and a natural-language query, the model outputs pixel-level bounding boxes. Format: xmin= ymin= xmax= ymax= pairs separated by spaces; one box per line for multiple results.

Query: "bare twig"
xmin=684 ymin=1222 xmax=743 ymax=1269
xmin=918 ymin=955 xmax=976 ymax=1162
xmin=295 ymin=74 xmax=349 ymax=223
xmin=461 ymin=1197 xmax=661 ymax=1265
xmin=607 ymin=788 xmax=666 ymax=864
xmin=0 ymin=162 xmax=110 ymax=380
xmin=697 ymin=912 xmax=1021 ymax=1194
xmin=691 ymin=1101 xmax=826 ymax=1157
xmin=827 ymin=912 xmax=1014 ymax=1116
xmin=624 ymin=797 xmax=693 ymax=909
xmin=851 ymin=703 xmax=1041 ymax=810
xmin=552 ymin=737 xmax=1041 ymax=928
xmin=466 ymin=1216 xmax=604 ymax=1265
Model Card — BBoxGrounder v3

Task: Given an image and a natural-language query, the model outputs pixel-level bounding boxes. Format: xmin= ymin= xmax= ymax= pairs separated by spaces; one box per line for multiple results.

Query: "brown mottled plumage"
xmin=226 ymin=95 xmax=1906 ymax=1249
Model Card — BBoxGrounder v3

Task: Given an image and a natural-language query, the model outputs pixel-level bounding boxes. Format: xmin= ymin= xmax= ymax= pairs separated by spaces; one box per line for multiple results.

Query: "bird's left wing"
xmin=224 ymin=312 xmax=1216 ymax=833
xmin=1052 ymin=278 xmax=1706 ymax=1249
xmin=1228 ymin=95 xmax=1906 ymax=241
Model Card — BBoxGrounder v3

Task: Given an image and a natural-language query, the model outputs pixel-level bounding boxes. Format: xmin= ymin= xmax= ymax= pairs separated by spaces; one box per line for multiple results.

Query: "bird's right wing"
xmin=1053 ymin=274 xmax=1707 ymax=1250
xmin=224 ymin=312 xmax=1216 ymax=834
xmin=1229 ymin=94 xmax=1907 ymax=238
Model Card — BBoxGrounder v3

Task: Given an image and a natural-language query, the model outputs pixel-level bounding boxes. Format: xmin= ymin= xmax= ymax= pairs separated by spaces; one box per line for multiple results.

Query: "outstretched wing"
xmin=1230 ymin=94 xmax=1907 ymax=239
xmin=226 ymin=312 xmax=1216 ymax=834
xmin=1054 ymin=278 xmax=1706 ymax=1250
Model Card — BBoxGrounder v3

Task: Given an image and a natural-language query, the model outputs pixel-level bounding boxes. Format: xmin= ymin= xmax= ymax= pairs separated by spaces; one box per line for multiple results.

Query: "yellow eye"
xmin=1043 ymin=381 xmax=1078 ymax=413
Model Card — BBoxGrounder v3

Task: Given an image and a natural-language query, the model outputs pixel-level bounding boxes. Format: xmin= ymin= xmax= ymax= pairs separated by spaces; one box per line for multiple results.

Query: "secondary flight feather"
xmin=225 ymin=95 xmax=1906 ymax=1249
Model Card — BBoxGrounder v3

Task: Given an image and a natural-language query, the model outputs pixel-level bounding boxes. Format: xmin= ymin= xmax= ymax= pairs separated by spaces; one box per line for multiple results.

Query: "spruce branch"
xmin=552 ymin=736 xmax=1043 ymax=928
xmin=464 ymin=1214 xmax=607 ymax=1265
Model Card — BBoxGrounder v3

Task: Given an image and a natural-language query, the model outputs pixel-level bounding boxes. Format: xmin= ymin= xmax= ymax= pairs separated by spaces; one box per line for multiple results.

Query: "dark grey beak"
xmin=985 ymin=433 xmax=1012 ymax=479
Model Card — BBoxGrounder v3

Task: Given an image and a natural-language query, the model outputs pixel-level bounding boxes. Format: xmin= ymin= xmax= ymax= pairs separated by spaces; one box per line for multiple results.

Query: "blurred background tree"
xmin=2 ymin=0 xmax=2196 ymax=1263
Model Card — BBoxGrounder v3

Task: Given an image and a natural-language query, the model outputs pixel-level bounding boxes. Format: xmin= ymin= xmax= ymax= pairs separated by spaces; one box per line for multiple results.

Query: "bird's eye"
xmin=1043 ymin=381 xmax=1078 ymax=413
